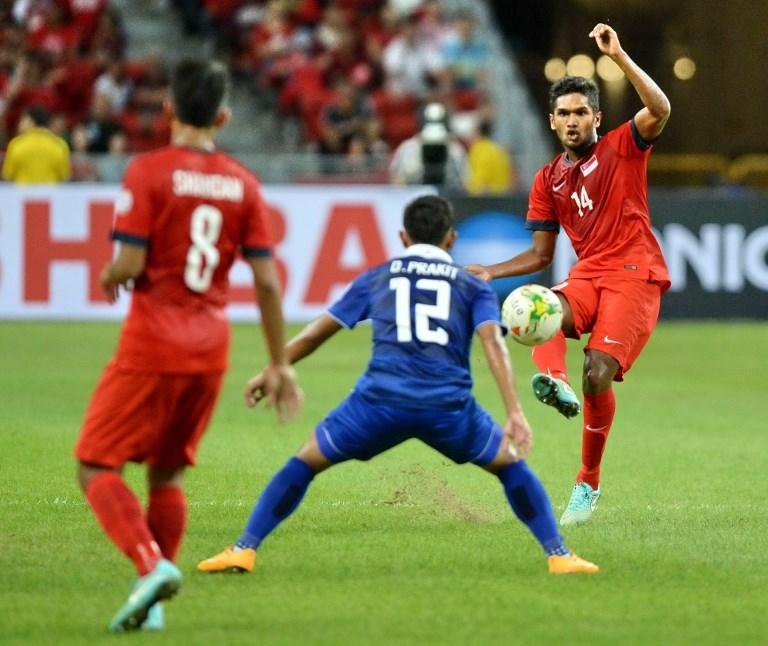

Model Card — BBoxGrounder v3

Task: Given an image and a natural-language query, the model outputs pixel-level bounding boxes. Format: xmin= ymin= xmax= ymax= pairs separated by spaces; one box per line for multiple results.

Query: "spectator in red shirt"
xmin=130 ymin=52 xmax=169 ymax=113
xmin=2 ymin=54 xmax=58 ymax=138
xmin=27 ymin=3 xmax=79 ymax=60
xmin=58 ymin=0 xmax=108 ymax=48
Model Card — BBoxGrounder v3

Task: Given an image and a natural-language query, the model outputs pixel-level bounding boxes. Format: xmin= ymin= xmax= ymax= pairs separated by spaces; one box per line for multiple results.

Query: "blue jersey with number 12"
xmin=327 ymin=244 xmax=505 ymax=410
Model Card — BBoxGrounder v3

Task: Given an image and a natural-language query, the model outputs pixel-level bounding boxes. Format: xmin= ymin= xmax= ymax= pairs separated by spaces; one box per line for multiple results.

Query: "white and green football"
xmin=501 ymin=284 xmax=563 ymax=346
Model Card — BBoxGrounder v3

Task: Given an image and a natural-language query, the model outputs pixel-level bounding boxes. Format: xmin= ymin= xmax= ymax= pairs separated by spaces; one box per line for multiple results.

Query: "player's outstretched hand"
xmin=244 ymin=364 xmax=303 ymax=423
xmin=589 ymin=23 xmax=622 ymax=57
xmin=465 ymin=264 xmax=492 ymax=281
xmin=504 ymin=409 xmax=532 ymax=460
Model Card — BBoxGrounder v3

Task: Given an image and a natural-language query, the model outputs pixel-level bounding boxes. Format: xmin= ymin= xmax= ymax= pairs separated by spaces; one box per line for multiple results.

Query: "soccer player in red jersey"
xmin=74 ymin=59 xmax=302 ymax=632
xmin=467 ymin=24 xmax=671 ymax=526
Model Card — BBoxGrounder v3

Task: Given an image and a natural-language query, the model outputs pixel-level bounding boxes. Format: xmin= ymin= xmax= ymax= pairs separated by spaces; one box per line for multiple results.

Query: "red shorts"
xmin=552 ymin=277 xmax=662 ymax=381
xmin=75 ymin=362 xmax=224 ymax=469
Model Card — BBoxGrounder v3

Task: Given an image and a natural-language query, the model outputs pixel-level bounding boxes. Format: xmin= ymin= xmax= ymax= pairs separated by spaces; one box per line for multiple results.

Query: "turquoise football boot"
xmin=108 ymin=559 xmax=181 ymax=632
xmin=531 ymin=373 xmax=581 ymax=418
xmin=142 ymin=603 xmax=164 ymax=631
xmin=123 ymin=580 xmax=165 ymax=630
xmin=560 ymin=482 xmax=601 ymax=527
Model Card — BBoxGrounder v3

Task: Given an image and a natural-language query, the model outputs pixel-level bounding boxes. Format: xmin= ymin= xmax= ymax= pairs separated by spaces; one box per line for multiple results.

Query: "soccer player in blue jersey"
xmin=198 ymin=195 xmax=598 ymax=575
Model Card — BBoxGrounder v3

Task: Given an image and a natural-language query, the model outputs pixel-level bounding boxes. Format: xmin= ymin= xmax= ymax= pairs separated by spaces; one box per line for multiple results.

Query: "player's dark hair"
xmin=549 ymin=76 xmax=600 ymax=112
xmin=403 ymin=195 xmax=455 ymax=245
xmin=25 ymin=104 xmax=50 ymax=127
xmin=171 ymin=59 xmax=229 ymax=128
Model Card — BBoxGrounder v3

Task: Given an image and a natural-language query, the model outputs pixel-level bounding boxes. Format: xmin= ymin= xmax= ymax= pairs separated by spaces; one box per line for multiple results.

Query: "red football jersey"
xmin=112 ymin=145 xmax=272 ymax=373
xmin=527 ymin=120 xmax=669 ymax=290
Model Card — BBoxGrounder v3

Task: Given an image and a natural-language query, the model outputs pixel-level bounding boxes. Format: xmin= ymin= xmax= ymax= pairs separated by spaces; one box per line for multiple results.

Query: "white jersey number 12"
xmin=389 ymin=277 xmax=451 ymax=345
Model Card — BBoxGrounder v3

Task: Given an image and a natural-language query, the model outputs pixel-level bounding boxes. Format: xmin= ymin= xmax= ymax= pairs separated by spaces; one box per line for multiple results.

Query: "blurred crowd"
xmin=0 ymin=0 xmax=171 ymax=182
xmin=1 ymin=0 xmax=516 ymax=192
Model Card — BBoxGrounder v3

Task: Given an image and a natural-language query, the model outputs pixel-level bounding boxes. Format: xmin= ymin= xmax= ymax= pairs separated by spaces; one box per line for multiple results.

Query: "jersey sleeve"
xmin=525 ymin=167 xmax=559 ymax=232
xmin=603 ymin=120 xmax=652 ymax=158
xmin=241 ymin=178 xmax=273 ymax=258
xmin=471 ymin=281 xmax=506 ymax=334
xmin=112 ymin=158 xmax=153 ymax=246
xmin=327 ymin=272 xmax=370 ymax=329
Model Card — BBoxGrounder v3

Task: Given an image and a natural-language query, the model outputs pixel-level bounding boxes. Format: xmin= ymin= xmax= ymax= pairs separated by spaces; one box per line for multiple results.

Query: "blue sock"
xmin=235 ymin=457 xmax=315 ymax=550
xmin=497 ymin=461 xmax=569 ymax=557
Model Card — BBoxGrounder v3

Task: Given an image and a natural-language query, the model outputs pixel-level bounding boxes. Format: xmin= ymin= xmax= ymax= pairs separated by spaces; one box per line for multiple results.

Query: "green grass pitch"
xmin=0 ymin=321 xmax=766 ymax=645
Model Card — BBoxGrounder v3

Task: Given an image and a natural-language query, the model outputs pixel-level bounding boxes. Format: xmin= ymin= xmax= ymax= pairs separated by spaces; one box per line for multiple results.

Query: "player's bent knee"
xmin=76 ymin=460 xmax=118 ymax=491
xmin=583 ymin=369 xmax=613 ymax=393
xmin=148 ymin=465 xmax=186 ymax=489
xmin=583 ymin=351 xmax=619 ymax=393
xmin=296 ymin=435 xmax=335 ymax=474
xmin=481 ymin=436 xmax=518 ymax=474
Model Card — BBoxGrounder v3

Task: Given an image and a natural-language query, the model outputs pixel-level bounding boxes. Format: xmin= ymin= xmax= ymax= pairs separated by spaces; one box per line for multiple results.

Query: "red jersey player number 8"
xmin=185 ymin=204 xmax=223 ymax=292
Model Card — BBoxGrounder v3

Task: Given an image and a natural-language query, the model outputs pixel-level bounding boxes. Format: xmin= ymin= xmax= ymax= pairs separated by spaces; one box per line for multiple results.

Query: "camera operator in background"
xmin=389 ymin=102 xmax=467 ymax=188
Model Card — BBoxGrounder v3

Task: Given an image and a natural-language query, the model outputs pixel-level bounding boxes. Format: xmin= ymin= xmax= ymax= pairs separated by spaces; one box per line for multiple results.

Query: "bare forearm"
xmin=480 ymin=327 xmax=522 ymax=416
xmin=285 ymin=326 xmax=324 ymax=364
xmin=103 ymin=253 xmax=144 ymax=285
xmin=256 ymin=282 xmax=289 ymax=366
xmin=102 ymin=261 xmax=134 ymax=285
xmin=486 ymin=248 xmax=552 ymax=280
xmin=101 ymin=244 xmax=146 ymax=286
xmin=285 ymin=315 xmax=343 ymax=365
xmin=611 ymin=50 xmax=670 ymax=118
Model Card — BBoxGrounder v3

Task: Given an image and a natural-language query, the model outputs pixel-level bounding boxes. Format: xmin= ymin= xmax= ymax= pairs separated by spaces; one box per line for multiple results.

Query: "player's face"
xmin=549 ymin=93 xmax=601 ymax=158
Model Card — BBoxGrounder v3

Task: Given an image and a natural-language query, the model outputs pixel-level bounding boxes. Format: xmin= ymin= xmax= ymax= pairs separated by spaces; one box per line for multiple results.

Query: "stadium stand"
xmin=0 ymin=0 xmax=544 ymax=187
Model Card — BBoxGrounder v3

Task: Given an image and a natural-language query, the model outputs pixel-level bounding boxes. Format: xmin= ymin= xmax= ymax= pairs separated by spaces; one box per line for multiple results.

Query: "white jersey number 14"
xmin=570 ymin=186 xmax=594 ymax=218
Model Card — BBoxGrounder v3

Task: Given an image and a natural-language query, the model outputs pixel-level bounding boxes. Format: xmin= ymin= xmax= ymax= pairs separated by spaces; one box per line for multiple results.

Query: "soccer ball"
xmin=501 ymin=284 xmax=563 ymax=346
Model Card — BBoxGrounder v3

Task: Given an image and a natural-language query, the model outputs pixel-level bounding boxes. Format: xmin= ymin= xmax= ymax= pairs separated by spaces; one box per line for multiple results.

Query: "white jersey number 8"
xmin=184 ymin=204 xmax=223 ymax=292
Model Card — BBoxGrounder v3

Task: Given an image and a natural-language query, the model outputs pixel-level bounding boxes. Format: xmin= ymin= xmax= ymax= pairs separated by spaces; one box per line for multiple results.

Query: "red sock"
xmin=531 ymin=330 xmax=569 ymax=382
xmin=85 ymin=472 xmax=162 ymax=575
xmin=577 ymin=389 xmax=616 ymax=489
xmin=147 ymin=485 xmax=187 ymax=562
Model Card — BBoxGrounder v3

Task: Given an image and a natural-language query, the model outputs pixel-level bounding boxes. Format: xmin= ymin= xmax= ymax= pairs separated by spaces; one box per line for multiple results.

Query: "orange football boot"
xmin=197 ymin=547 xmax=256 ymax=573
xmin=547 ymin=553 xmax=600 ymax=574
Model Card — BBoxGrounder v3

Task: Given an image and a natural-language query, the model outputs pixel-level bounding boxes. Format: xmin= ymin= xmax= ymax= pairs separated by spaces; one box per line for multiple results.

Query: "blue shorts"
xmin=315 ymin=390 xmax=503 ymax=466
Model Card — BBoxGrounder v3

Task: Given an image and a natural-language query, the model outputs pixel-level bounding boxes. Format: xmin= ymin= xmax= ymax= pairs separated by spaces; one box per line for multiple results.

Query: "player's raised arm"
xmin=476 ymin=322 xmax=532 ymax=459
xmin=589 ymin=23 xmax=671 ymax=141
xmin=466 ymin=230 xmax=557 ymax=281
xmin=246 ymin=256 xmax=303 ymax=421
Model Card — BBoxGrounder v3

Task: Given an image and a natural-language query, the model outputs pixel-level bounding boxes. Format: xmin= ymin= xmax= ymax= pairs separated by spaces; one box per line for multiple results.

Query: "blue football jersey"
xmin=327 ymin=244 xmax=505 ymax=410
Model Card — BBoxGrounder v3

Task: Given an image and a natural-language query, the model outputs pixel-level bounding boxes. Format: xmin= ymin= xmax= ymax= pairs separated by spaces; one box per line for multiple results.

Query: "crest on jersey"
xmin=114 ymin=189 xmax=133 ymax=215
xmin=581 ymin=155 xmax=599 ymax=177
